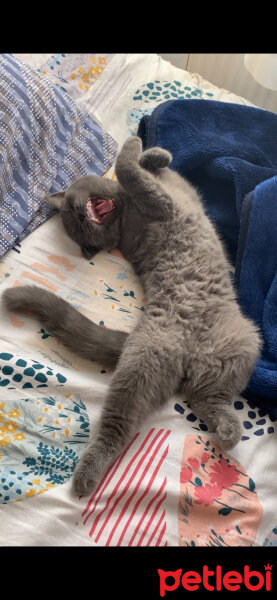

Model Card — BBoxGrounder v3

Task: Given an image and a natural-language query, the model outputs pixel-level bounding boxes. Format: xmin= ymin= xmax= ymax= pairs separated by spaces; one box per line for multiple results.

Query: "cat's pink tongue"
xmin=86 ymin=197 xmax=114 ymax=224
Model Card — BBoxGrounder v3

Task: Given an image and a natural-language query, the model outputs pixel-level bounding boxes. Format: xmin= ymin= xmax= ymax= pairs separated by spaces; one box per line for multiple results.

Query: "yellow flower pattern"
xmin=1 ymin=421 xmax=18 ymax=434
xmin=8 ymin=409 xmax=21 ymax=419
xmin=37 ymin=54 xmax=110 ymax=100
xmin=69 ymin=56 xmax=107 ymax=92
xmin=0 ymin=395 xmax=89 ymax=504
xmin=0 ymin=433 xmax=11 ymax=447
xmin=0 ymin=407 xmax=25 ymax=448
xmin=13 ymin=432 xmax=26 ymax=441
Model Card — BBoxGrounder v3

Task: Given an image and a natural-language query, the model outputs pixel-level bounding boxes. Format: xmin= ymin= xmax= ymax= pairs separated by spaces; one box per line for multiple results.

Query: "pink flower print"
xmin=188 ymin=457 xmax=199 ymax=470
xmin=178 ymin=435 xmax=263 ymax=547
xmin=194 ymin=483 xmax=222 ymax=507
xmin=201 ymin=452 xmax=210 ymax=464
xmin=180 ymin=466 xmax=193 ymax=484
xmin=208 ymin=457 xmax=239 ymax=488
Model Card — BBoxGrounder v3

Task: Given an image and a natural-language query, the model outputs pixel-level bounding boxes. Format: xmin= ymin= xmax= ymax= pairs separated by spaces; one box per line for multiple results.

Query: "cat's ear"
xmin=44 ymin=191 xmax=66 ymax=210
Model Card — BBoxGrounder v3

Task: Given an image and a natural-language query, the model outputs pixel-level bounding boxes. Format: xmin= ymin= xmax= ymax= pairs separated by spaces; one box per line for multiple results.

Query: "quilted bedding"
xmin=0 ymin=53 xmax=276 ymax=548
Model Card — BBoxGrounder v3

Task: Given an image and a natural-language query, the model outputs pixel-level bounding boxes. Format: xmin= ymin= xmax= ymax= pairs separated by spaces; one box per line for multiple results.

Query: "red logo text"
xmin=158 ymin=564 xmax=273 ymax=595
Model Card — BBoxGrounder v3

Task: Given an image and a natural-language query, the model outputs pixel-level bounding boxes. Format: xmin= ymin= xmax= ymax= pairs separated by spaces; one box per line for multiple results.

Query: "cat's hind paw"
xmin=215 ymin=415 xmax=242 ymax=450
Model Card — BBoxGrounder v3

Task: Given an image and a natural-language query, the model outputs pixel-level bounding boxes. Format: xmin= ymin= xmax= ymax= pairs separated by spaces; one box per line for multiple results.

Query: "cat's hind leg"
xmin=181 ymin=312 xmax=261 ymax=450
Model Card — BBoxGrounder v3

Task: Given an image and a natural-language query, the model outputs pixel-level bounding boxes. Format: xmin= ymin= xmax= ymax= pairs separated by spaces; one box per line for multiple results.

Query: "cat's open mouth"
xmin=86 ymin=197 xmax=115 ymax=225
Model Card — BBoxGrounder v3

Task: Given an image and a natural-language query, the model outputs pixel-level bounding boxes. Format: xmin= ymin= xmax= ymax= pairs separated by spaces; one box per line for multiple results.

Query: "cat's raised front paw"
xmin=120 ymin=136 xmax=142 ymax=158
xmin=139 ymin=147 xmax=172 ymax=170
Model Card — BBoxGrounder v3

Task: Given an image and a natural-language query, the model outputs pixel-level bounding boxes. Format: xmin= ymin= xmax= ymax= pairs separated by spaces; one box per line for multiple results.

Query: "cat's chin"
xmin=86 ymin=196 xmax=114 ymax=225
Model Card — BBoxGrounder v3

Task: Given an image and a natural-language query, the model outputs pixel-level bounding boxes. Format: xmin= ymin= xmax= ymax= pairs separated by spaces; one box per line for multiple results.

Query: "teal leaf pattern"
xmin=249 ymin=478 xmax=256 ymax=492
xmin=128 ymin=79 xmax=215 ymax=135
xmin=195 ymin=477 xmax=202 ymax=487
xmin=218 ymin=507 xmax=232 ymax=516
xmin=0 ymin=353 xmax=67 ymax=389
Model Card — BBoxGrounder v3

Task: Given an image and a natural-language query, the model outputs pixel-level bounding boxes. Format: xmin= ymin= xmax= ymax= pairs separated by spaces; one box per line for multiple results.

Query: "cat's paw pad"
xmin=73 ymin=462 xmax=96 ymax=496
xmin=73 ymin=450 xmax=102 ymax=496
xmin=73 ymin=467 xmax=96 ymax=496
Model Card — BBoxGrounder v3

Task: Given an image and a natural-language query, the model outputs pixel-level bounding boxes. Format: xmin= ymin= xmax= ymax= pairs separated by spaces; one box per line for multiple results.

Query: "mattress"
xmin=0 ymin=53 xmax=276 ymax=547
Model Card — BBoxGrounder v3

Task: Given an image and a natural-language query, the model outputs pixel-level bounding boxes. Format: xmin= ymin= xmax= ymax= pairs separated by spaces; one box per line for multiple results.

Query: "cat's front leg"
xmin=72 ymin=320 xmax=183 ymax=495
xmin=72 ymin=402 xmax=137 ymax=496
xmin=116 ymin=136 xmax=142 ymax=167
xmin=115 ymin=137 xmax=173 ymax=220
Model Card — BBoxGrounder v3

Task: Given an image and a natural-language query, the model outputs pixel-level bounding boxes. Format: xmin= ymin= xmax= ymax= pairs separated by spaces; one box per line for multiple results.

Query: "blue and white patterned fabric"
xmin=0 ymin=54 xmax=117 ymax=257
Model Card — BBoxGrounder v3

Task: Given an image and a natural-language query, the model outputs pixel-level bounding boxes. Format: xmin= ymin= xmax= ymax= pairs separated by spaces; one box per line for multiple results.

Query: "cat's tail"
xmin=2 ymin=286 xmax=128 ymax=366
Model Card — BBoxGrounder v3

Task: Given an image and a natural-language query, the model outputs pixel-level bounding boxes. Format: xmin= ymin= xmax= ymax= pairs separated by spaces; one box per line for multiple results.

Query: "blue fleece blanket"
xmin=138 ymin=99 xmax=277 ymax=415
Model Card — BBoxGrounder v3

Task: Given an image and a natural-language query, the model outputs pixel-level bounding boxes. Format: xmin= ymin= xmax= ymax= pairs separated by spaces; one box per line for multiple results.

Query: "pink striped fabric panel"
xmin=81 ymin=428 xmax=170 ymax=546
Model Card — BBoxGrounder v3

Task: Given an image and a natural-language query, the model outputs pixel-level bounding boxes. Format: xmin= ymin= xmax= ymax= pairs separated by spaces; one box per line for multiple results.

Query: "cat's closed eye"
xmin=65 ymin=193 xmax=87 ymax=217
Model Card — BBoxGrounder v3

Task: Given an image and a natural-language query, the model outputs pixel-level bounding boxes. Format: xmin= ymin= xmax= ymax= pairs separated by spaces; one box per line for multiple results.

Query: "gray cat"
xmin=3 ymin=136 xmax=261 ymax=496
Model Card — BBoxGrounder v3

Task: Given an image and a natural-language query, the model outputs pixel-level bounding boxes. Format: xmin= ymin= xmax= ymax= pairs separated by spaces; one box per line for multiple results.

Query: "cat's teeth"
xmin=86 ymin=197 xmax=114 ymax=224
